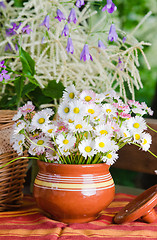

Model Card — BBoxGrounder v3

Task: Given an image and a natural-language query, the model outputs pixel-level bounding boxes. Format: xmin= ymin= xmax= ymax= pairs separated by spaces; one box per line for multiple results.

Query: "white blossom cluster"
xmin=11 ymin=85 xmax=153 ymax=165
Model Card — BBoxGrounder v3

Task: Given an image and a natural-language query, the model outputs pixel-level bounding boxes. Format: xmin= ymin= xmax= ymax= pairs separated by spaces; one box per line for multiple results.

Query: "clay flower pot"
xmin=33 ymin=160 xmax=115 ymax=223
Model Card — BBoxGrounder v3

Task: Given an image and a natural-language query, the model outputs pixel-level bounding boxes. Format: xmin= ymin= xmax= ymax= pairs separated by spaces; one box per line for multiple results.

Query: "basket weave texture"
xmin=0 ymin=110 xmax=28 ymax=211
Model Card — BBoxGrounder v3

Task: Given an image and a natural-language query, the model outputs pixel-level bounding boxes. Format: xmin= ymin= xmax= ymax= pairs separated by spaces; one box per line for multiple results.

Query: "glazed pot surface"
xmin=34 ymin=161 xmax=115 ymax=223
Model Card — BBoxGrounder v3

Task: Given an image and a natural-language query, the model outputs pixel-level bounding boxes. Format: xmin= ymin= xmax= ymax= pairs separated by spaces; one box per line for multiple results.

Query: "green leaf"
xmin=18 ymin=45 xmax=35 ymax=76
xmin=14 ymin=76 xmax=24 ymax=105
xmin=28 ymin=87 xmax=53 ymax=108
xmin=43 ymin=80 xmax=65 ymax=99
xmin=22 ymin=82 xmax=37 ymax=97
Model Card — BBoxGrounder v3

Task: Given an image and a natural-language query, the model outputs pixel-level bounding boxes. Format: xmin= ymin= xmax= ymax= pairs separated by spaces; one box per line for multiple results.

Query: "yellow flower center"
xmin=85 ymin=96 xmax=92 ymax=102
xmin=69 ymin=92 xmax=74 ymax=99
xmin=143 ymin=139 xmax=147 ymax=145
xmin=99 ymin=142 xmax=105 ymax=148
xmin=75 ymin=124 xmax=83 ymax=129
xmin=68 ymin=119 xmax=74 ymax=123
xmin=85 ymin=146 xmax=92 ymax=152
xmin=37 ymin=140 xmax=44 ymax=145
xmin=106 ymin=109 xmax=111 ymax=113
xmin=107 ymin=153 xmax=112 ymax=159
xmin=88 ymin=109 xmax=95 ymax=114
xmin=63 ymin=139 xmax=69 ymax=145
xmin=18 ymin=140 xmax=22 ymax=145
xmin=73 ymin=107 xmax=80 ymax=114
xmin=123 ymin=132 xmax=127 ymax=137
xmin=48 ymin=129 xmax=53 ymax=133
xmin=135 ymin=134 xmax=140 ymax=140
xmin=84 ymin=132 xmax=88 ymax=138
xmin=38 ymin=118 xmax=45 ymax=124
xmin=64 ymin=107 xmax=70 ymax=113
xmin=16 ymin=122 xmax=21 ymax=127
xmin=133 ymin=122 xmax=140 ymax=128
xmin=58 ymin=126 xmax=64 ymax=130
xmin=33 ymin=133 xmax=39 ymax=137
xmin=100 ymin=130 xmax=108 ymax=135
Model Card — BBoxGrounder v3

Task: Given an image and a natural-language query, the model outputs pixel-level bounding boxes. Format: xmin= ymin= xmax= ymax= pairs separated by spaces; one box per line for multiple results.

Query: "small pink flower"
xmin=19 ymin=101 xmax=35 ymax=116
xmin=119 ymin=112 xmax=131 ymax=119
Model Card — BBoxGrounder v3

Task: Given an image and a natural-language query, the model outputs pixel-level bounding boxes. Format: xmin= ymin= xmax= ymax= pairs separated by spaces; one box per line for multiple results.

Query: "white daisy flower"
xmin=95 ymin=93 xmax=105 ymax=103
xmin=102 ymin=103 xmax=117 ymax=117
xmin=86 ymin=103 xmax=101 ymax=119
xmin=31 ymin=111 xmax=50 ymax=130
xmin=13 ymin=120 xmax=27 ymax=134
xmin=132 ymin=107 xmax=146 ymax=116
xmin=78 ymin=138 xmax=96 ymax=159
xmin=13 ymin=144 xmax=23 ymax=156
xmin=28 ymin=144 xmax=37 ymax=156
xmin=30 ymin=136 xmax=50 ymax=155
xmin=119 ymin=126 xmax=131 ymax=140
xmin=12 ymin=134 xmax=25 ymax=155
xmin=12 ymin=110 xmax=22 ymax=121
xmin=62 ymin=84 xmax=78 ymax=102
xmin=79 ymin=90 xmax=96 ymax=103
xmin=95 ymin=136 xmax=111 ymax=153
xmin=141 ymin=102 xmax=154 ymax=116
xmin=46 ymin=149 xmax=60 ymax=162
xmin=104 ymin=90 xmax=120 ymax=101
xmin=59 ymin=148 xmax=70 ymax=157
xmin=40 ymin=108 xmax=54 ymax=117
xmin=42 ymin=124 xmax=57 ymax=137
xmin=56 ymin=133 xmax=76 ymax=150
xmin=58 ymin=102 xmax=71 ymax=120
xmin=126 ymin=116 xmax=147 ymax=134
xmin=133 ymin=132 xmax=143 ymax=143
xmin=140 ymin=133 xmax=152 ymax=151
xmin=69 ymin=99 xmax=86 ymax=120
xmin=109 ymin=140 xmax=119 ymax=152
xmin=102 ymin=151 xmax=119 ymax=165
xmin=69 ymin=119 xmax=92 ymax=133
xmin=94 ymin=123 xmax=113 ymax=137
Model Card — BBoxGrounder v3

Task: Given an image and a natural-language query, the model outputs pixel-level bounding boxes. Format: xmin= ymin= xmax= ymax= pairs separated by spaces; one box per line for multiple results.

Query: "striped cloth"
xmin=0 ymin=194 xmax=157 ymax=240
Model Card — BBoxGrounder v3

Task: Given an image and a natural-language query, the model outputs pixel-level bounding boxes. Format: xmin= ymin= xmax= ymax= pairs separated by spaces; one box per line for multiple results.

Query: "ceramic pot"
xmin=33 ymin=160 xmax=115 ymax=223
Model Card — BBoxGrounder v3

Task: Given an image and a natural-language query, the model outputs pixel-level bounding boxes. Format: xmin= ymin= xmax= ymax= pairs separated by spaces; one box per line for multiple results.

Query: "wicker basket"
xmin=0 ymin=110 xmax=28 ymax=211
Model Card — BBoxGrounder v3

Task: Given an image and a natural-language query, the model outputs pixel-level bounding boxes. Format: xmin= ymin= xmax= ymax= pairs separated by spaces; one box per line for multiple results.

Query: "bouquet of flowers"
xmin=11 ymin=85 xmax=154 ymax=165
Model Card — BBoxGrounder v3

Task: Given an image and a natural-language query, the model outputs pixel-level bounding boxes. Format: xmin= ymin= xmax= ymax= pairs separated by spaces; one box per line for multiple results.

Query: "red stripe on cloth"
xmin=0 ymin=194 xmax=156 ymax=239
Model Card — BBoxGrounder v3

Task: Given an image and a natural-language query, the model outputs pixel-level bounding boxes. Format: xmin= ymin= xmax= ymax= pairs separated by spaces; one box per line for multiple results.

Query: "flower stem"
xmin=0 ymin=156 xmax=38 ymax=169
xmin=130 ymin=141 xmax=157 ymax=159
xmin=147 ymin=124 xmax=157 ymax=134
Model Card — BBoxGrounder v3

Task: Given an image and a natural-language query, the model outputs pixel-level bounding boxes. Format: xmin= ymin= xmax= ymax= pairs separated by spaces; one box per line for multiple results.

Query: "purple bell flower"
xmin=5 ymin=43 xmax=12 ymax=52
xmin=76 ymin=0 xmax=85 ymax=8
xmin=55 ymin=9 xmax=66 ymax=22
xmin=66 ymin=37 xmax=74 ymax=54
xmin=98 ymin=40 xmax=106 ymax=50
xmin=40 ymin=15 xmax=50 ymax=30
xmin=6 ymin=22 xmax=21 ymax=36
xmin=61 ymin=24 xmax=69 ymax=37
xmin=122 ymin=36 xmax=127 ymax=43
xmin=68 ymin=8 xmax=77 ymax=24
xmin=108 ymin=24 xmax=118 ymax=42
xmin=0 ymin=1 xmax=6 ymax=8
xmin=21 ymin=25 xmax=32 ymax=34
xmin=102 ymin=0 xmax=117 ymax=14
xmin=80 ymin=44 xmax=93 ymax=62
xmin=0 ymin=61 xmax=6 ymax=68
xmin=0 ymin=70 xmax=10 ymax=82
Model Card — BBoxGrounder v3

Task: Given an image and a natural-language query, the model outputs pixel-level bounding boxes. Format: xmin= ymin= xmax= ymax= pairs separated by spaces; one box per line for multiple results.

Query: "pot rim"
xmin=37 ymin=159 xmax=110 ymax=167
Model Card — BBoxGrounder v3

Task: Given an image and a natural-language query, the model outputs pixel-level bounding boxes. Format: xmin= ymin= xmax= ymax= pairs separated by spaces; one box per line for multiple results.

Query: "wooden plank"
xmin=114 ymin=119 xmax=157 ymax=175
